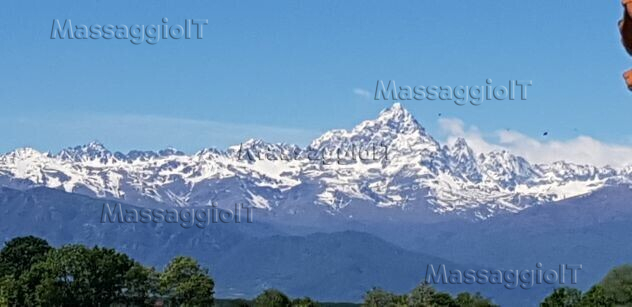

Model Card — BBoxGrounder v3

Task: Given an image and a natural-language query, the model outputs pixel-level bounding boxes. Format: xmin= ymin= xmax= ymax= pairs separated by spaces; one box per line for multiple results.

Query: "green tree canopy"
xmin=541 ymin=265 xmax=632 ymax=306
xmin=0 ymin=236 xmax=51 ymax=278
xmin=598 ymin=264 xmax=632 ymax=305
xmin=254 ymin=289 xmax=291 ymax=307
xmin=455 ymin=292 xmax=497 ymax=307
xmin=123 ymin=262 xmax=160 ymax=306
xmin=291 ymin=296 xmax=321 ymax=307
xmin=160 ymin=256 xmax=215 ymax=306
xmin=363 ymin=287 xmax=406 ymax=307
xmin=19 ymin=244 xmax=136 ymax=306
xmin=540 ymin=287 xmax=582 ymax=307
xmin=407 ymin=282 xmax=462 ymax=307
xmin=408 ymin=282 xmax=437 ymax=306
xmin=578 ymin=284 xmax=614 ymax=307
xmin=0 ymin=275 xmax=18 ymax=306
xmin=431 ymin=292 xmax=457 ymax=307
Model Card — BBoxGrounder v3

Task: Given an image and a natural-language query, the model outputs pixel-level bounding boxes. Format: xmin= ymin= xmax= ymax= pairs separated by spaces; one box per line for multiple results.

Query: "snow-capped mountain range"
xmin=1 ymin=103 xmax=629 ymax=219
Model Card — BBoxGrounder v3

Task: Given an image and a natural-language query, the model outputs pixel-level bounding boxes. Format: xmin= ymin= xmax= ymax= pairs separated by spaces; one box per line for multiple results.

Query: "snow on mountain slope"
xmin=0 ymin=103 xmax=628 ymax=219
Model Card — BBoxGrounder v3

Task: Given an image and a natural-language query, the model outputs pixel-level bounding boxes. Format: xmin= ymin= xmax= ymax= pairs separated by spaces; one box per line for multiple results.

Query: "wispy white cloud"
xmin=353 ymin=88 xmax=372 ymax=99
xmin=438 ymin=118 xmax=632 ymax=168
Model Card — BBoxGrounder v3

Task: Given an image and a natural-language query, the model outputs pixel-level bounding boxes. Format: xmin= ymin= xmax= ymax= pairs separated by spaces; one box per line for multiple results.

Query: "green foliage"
xmin=0 ymin=238 xmax=163 ymax=307
xmin=216 ymin=298 xmax=254 ymax=306
xmin=0 ymin=275 xmax=18 ymax=306
xmin=407 ymin=282 xmax=463 ymax=307
xmin=577 ymin=285 xmax=613 ymax=307
xmin=540 ymin=287 xmax=582 ymax=307
xmin=0 ymin=236 xmax=220 ymax=307
xmin=431 ymin=292 xmax=456 ymax=307
xmin=160 ymin=256 xmax=215 ymax=307
xmin=598 ymin=264 xmax=632 ymax=304
xmin=408 ymin=282 xmax=437 ymax=306
xmin=364 ymin=283 xmax=497 ymax=307
xmin=292 ymin=296 xmax=322 ymax=307
xmin=454 ymin=292 xmax=497 ymax=307
xmin=540 ymin=265 xmax=632 ymax=306
xmin=363 ymin=288 xmax=407 ymax=307
xmin=19 ymin=245 xmax=136 ymax=306
xmin=123 ymin=263 xmax=160 ymax=306
xmin=408 ymin=282 xmax=437 ymax=307
xmin=254 ymin=289 xmax=291 ymax=307
xmin=0 ymin=236 xmax=51 ymax=278
xmin=217 ymin=296 xmax=327 ymax=307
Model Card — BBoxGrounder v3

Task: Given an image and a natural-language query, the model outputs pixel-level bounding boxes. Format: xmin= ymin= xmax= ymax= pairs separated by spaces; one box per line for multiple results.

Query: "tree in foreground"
xmin=539 ymin=265 xmax=632 ymax=306
xmin=160 ymin=256 xmax=215 ymax=306
xmin=0 ymin=236 xmax=53 ymax=305
xmin=291 ymin=296 xmax=321 ymax=307
xmin=0 ymin=236 xmax=51 ymax=278
xmin=0 ymin=275 xmax=18 ymax=306
xmin=253 ymin=289 xmax=291 ymax=307
xmin=0 ymin=236 xmax=222 ymax=307
xmin=577 ymin=284 xmax=613 ymax=306
xmin=540 ymin=287 xmax=582 ymax=307
xmin=598 ymin=264 xmax=632 ymax=304
xmin=19 ymin=245 xmax=136 ymax=306
xmin=124 ymin=262 xmax=160 ymax=306
xmin=408 ymin=282 xmax=437 ymax=306
xmin=431 ymin=292 xmax=457 ymax=307
xmin=454 ymin=292 xmax=497 ymax=307
xmin=363 ymin=287 xmax=406 ymax=306
xmin=408 ymin=282 xmax=462 ymax=307
xmin=364 ymin=282 xmax=498 ymax=307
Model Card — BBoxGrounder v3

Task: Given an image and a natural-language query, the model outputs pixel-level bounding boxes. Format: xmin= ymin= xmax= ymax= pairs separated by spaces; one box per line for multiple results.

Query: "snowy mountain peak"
xmin=194 ymin=147 xmax=223 ymax=157
xmin=2 ymin=147 xmax=49 ymax=161
xmin=449 ymin=138 xmax=474 ymax=158
xmin=126 ymin=150 xmax=159 ymax=161
xmin=57 ymin=141 xmax=114 ymax=163
xmin=478 ymin=150 xmax=537 ymax=187
xmin=0 ymin=103 xmax=628 ymax=220
xmin=453 ymin=137 xmax=468 ymax=148
xmin=376 ymin=102 xmax=416 ymax=124
xmin=242 ymin=138 xmax=266 ymax=147
xmin=446 ymin=138 xmax=480 ymax=182
xmin=355 ymin=103 xmax=425 ymax=136
xmin=158 ymin=147 xmax=185 ymax=157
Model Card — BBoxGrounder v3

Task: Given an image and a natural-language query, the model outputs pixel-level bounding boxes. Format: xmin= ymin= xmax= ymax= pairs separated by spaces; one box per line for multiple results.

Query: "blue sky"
xmin=0 ymin=0 xmax=630 ymax=159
